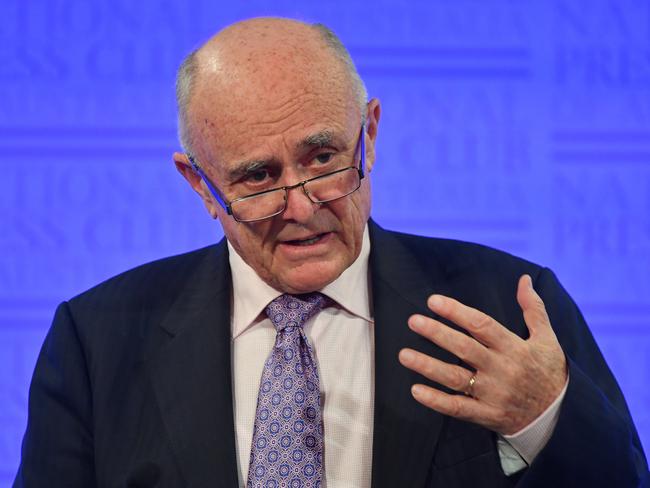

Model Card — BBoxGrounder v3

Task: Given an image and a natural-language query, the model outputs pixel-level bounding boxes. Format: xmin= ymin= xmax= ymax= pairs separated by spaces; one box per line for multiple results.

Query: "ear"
xmin=173 ymin=151 xmax=219 ymax=219
xmin=364 ymin=98 xmax=381 ymax=173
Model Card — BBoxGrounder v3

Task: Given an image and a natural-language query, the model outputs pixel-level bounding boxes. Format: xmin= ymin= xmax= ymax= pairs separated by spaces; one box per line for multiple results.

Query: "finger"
xmin=408 ymin=315 xmax=490 ymax=368
xmin=516 ymin=274 xmax=553 ymax=339
xmin=398 ymin=348 xmax=474 ymax=394
xmin=410 ymin=384 xmax=499 ymax=427
xmin=426 ymin=295 xmax=518 ymax=350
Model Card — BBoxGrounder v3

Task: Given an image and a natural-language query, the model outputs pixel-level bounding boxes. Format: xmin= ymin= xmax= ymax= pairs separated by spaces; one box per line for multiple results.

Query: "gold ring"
xmin=465 ymin=374 xmax=477 ymax=398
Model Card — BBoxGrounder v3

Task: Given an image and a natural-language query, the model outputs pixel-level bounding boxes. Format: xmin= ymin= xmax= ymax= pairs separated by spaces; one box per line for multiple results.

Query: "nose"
xmin=281 ymin=184 xmax=319 ymax=223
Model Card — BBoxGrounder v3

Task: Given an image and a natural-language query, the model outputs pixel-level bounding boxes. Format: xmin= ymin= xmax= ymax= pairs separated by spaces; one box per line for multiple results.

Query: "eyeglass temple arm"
xmin=358 ymin=123 xmax=366 ymax=178
xmin=187 ymin=155 xmax=233 ymax=215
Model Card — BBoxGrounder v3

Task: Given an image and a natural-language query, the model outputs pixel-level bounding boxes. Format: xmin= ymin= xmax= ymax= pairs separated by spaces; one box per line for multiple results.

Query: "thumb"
xmin=517 ymin=274 xmax=552 ymax=339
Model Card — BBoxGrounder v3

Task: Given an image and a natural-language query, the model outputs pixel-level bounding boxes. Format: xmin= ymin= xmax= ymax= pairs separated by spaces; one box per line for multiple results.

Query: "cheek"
xmin=344 ymin=182 xmax=372 ymax=231
xmin=218 ymin=216 xmax=240 ymax=248
xmin=329 ymin=192 xmax=370 ymax=252
xmin=358 ymin=178 xmax=372 ymax=217
xmin=221 ymin=219 xmax=273 ymax=263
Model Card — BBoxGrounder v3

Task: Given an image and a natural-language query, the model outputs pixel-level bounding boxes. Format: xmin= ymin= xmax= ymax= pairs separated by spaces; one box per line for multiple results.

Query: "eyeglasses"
xmin=188 ymin=124 xmax=366 ymax=223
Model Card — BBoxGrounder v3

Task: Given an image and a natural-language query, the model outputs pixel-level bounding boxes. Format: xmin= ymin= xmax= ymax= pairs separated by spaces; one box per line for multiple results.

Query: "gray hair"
xmin=310 ymin=23 xmax=368 ymax=113
xmin=175 ymin=48 xmax=200 ymax=154
xmin=175 ymin=22 xmax=368 ymax=154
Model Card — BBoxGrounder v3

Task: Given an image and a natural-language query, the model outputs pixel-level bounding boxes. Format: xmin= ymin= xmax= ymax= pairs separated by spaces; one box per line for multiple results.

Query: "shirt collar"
xmin=228 ymin=225 xmax=372 ymax=339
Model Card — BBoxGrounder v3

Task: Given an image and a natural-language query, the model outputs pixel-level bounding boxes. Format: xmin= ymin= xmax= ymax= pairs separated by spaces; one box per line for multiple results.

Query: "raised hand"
xmin=398 ymin=274 xmax=567 ymax=435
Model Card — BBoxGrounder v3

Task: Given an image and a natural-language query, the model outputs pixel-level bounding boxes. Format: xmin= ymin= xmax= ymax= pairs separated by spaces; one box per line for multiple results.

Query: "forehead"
xmin=188 ymin=39 xmax=360 ymax=166
xmin=204 ymin=92 xmax=356 ymax=154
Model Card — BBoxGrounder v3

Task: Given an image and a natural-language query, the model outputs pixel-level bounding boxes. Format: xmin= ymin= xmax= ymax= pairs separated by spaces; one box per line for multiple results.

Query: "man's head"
xmin=173 ymin=17 xmax=381 ymax=293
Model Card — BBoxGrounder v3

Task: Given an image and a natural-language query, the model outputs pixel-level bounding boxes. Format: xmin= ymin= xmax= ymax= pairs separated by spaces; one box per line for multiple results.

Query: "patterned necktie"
xmin=247 ymin=293 xmax=326 ymax=488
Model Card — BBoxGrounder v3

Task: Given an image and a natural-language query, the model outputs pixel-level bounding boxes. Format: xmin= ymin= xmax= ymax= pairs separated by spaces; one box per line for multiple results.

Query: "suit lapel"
xmin=143 ymin=223 xmax=460 ymax=487
xmin=369 ymin=221 xmax=458 ymax=487
xmin=147 ymin=241 xmax=239 ymax=487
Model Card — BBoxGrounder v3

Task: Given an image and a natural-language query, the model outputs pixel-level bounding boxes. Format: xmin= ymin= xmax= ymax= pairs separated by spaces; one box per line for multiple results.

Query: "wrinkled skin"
xmin=399 ymin=275 xmax=567 ymax=435
xmin=174 ymin=18 xmax=380 ymax=293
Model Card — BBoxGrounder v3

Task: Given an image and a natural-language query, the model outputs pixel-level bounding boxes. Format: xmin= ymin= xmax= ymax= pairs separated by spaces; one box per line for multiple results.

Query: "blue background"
xmin=1 ymin=0 xmax=649 ymax=484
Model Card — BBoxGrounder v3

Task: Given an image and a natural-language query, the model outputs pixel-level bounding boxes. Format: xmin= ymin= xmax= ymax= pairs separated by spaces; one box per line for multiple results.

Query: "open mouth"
xmin=284 ymin=233 xmax=328 ymax=246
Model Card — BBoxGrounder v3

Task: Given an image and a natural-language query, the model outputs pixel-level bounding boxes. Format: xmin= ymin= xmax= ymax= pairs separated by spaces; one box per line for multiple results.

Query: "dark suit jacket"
xmin=14 ymin=221 xmax=649 ymax=487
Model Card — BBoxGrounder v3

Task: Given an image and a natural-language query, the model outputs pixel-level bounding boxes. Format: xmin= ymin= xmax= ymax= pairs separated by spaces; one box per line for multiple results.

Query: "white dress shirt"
xmin=228 ymin=225 xmax=565 ymax=486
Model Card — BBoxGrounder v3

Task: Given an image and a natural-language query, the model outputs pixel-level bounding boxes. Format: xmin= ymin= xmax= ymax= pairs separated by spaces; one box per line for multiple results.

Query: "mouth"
xmin=276 ymin=232 xmax=335 ymax=261
xmin=283 ymin=233 xmax=328 ymax=247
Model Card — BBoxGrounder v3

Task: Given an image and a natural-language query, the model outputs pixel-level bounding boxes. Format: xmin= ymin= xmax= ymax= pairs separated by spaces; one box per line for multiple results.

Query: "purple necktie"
xmin=247 ymin=293 xmax=326 ymax=488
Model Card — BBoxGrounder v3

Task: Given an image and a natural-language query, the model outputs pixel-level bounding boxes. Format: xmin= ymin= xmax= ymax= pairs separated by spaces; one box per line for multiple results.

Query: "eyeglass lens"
xmin=231 ymin=167 xmax=360 ymax=222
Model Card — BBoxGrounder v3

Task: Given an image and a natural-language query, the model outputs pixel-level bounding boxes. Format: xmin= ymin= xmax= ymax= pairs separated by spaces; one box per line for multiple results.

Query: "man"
xmin=14 ymin=17 xmax=648 ymax=488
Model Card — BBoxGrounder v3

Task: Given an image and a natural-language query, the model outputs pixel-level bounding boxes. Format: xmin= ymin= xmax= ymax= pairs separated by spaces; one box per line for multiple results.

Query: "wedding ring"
xmin=465 ymin=374 xmax=477 ymax=398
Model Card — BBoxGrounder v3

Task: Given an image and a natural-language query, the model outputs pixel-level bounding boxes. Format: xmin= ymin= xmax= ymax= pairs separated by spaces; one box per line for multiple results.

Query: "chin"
xmin=276 ymin=260 xmax=347 ymax=294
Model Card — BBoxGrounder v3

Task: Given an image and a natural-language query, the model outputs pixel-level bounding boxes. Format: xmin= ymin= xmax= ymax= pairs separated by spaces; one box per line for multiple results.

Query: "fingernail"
xmin=409 ymin=315 xmax=424 ymax=330
xmin=429 ymin=295 xmax=443 ymax=309
xmin=526 ymin=275 xmax=533 ymax=289
xmin=399 ymin=349 xmax=414 ymax=363
xmin=412 ymin=384 xmax=424 ymax=397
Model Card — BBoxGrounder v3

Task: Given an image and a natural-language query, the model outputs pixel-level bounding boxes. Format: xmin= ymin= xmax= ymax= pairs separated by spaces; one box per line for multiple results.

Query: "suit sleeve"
xmin=13 ymin=302 xmax=96 ymax=487
xmin=519 ymin=268 xmax=648 ymax=487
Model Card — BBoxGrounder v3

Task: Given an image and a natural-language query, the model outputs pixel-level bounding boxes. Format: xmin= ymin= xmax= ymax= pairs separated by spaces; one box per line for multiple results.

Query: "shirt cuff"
xmin=497 ymin=436 xmax=528 ymax=476
xmin=502 ymin=373 xmax=570 ymax=465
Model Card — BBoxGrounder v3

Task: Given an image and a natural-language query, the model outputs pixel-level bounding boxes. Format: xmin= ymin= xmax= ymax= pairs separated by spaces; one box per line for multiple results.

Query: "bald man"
xmin=14 ymin=18 xmax=648 ymax=488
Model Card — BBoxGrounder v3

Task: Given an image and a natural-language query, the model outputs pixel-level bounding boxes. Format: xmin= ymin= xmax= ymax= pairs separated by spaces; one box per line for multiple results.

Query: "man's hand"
xmin=398 ymin=274 xmax=567 ymax=435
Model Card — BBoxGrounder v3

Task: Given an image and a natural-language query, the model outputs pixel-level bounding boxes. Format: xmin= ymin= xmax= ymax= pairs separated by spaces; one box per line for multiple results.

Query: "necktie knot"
xmin=265 ymin=293 xmax=326 ymax=333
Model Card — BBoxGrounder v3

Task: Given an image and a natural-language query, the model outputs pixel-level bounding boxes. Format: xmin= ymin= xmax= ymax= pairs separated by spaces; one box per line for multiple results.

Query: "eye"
xmin=315 ymin=153 xmax=334 ymax=164
xmin=247 ymin=169 xmax=270 ymax=183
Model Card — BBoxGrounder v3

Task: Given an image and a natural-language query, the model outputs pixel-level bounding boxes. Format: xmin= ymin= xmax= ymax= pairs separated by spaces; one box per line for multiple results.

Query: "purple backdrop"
xmin=1 ymin=1 xmax=649 ymax=484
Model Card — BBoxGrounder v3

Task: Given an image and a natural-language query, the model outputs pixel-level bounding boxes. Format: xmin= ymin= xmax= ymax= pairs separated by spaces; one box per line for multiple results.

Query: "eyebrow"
xmin=225 ymin=129 xmax=345 ymax=181
xmin=227 ymin=159 xmax=270 ymax=181
xmin=298 ymin=130 xmax=334 ymax=149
